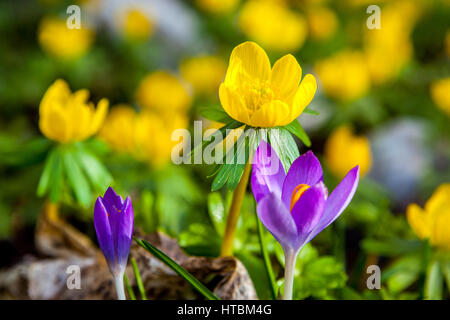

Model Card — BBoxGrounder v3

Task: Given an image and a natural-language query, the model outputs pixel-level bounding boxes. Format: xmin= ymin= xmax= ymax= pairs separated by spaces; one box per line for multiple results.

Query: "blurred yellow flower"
xmin=121 ymin=9 xmax=155 ymax=41
xmin=136 ymin=71 xmax=192 ymax=113
xmin=324 ymin=125 xmax=372 ymax=178
xmin=135 ymin=112 xmax=189 ymax=167
xmin=407 ymin=184 xmax=450 ymax=251
xmin=430 ymin=78 xmax=450 ymax=117
xmin=306 ymin=6 xmax=338 ymax=40
xmin=99 ymin=105 xmax=138 ymax=153
xmin=195 ymin=0 xmax=240 ymax=14
xmin=315 ymin=50 xmax=370 ymax=102
xmin=219 ymin=41 xmax=317 ymax=127
xmin=239 ymin=0 xmax=307 ymax=52
xmin=180 ymin=56 xmax=227 ymax=96
xmin=38 ymin=17 xmax=93 ymax=60
xmin=40 ymin=79 xmax=109 ymax=143
xmin=363 ymin=1 xmax=420 ymax=84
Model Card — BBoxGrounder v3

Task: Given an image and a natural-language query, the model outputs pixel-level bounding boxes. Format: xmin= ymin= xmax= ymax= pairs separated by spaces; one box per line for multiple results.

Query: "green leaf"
xmin=123 ymin=274 xmax=136 ymax=300
xmin=303 ymin=107 xmax=320 ymax=115
xmin=37 ymin=148 xmax=58 ymax=197
xmin=207 ymin=193 xmax=226 ymax=236
xmin=189 ymin=120 xmax=243 ymax=159
xmin=283 ymin=119 xmax=311 ymax=147
xmin=74 ymin=146 xmax=113 ymax=192
xmin=268 ymin=128 xmax=300 ymax=173
xmin=226 ymin=135 xmax=249 ymax=190
xmin=199 ymin=105 xmax=234 ymax=123
xmin=49 ymin=149 xmax=64 ymax=203
xmin=361 ymin=238 xmax=424 ymax=256
xmin=424 ymin=260 xmax=443 ymax=300
xmin=62 ymin=149 xmax=92 ymax=207
xmin=131 ymin=257 xmax=147 ymax=300
xmin=135 ymin=238 xmax=220 ymax=300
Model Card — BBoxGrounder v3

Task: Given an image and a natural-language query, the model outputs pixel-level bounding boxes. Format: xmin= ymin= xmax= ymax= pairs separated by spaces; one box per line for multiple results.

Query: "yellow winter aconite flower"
xmin=180 ymin=56 xmax=227 ymax=96
xmin=430 ymin=78 xmax=450 ymax=117
xmin=306 ymin=6 xmax=338 ymax=41
xmin=219 ymin=42 xmax=317 ymax=127
xmin=135 ymin=112 xmax=189 ymax=166
xmin=315 ymin=50 xmax=370 ymax=102
xmin=121 ymin=9 xmax=155 ymax=41
xmin=136 ymin=71 xmax=192 ymax=112
xmin=239 ymin=0 xmax=308 ymax=52
xmin=38 ymin=17 xmax=93 ymax=60
xmin=324 ymin=126 xmax=372 ymax=178
xmin=363 ymin=0 xmax=420 ymax=84
xmin=195 ymin=0 xmax=240 ymax=14
xmin=39 ymin=79 xmax=109 ymax=143
xmin=407 ymin=184 xmax=450 ymax=251
xmin=99 ymin=105 xmax=138 ymax=153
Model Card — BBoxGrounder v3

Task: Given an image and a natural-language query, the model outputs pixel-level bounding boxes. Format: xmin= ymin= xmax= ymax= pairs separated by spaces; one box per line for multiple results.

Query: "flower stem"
xmin=220 ymin=159 xmax=252 ymax=257
xmin=114 ymin=272 xmax=126 ymax=300
xmin=283 ymin=248 xmax=298 ymax=300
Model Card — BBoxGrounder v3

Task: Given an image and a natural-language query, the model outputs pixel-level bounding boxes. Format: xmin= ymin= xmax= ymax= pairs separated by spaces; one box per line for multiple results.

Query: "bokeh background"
xmin=0 ymin=0 xmax=450 ymax=299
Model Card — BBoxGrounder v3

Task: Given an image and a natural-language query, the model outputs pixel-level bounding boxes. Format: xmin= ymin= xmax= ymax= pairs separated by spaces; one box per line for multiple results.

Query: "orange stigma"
xmin=290 ymin=184 xmax=310 ymax=211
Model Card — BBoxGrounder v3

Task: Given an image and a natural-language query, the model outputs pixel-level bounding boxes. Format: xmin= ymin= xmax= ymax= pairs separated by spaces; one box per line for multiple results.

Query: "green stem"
xmin=220 ymin=159 xmax=252 ymax=257
xmin=256 ymin=212 xmax=277 ymax=299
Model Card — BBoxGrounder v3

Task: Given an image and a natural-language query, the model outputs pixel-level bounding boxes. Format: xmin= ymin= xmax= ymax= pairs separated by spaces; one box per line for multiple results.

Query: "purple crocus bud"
xmin=94 ymin=187 xmax=134 ymax=276
xmin=251 ymin=141 xmax=359 ymax=299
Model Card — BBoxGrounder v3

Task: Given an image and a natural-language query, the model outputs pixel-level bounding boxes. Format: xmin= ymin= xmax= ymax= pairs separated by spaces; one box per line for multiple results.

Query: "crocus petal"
xmin=281 ymin=150 xmax=323 ymax=208
xmin=251 ymin=141 xmax=285 ymax=203
xmin=291 ymin=74 xmax=317 ymax=118
xmin=116 ymin=197 xmax=134 ymax=273
xmin=309 ymin=166 xmax=359 ymax=241
xmin=102 ymin=186 xmax=124 ymax=214
xmin=290 ymin=182 xmax=327 ymax=250
xmin=257 ymin=193 xmax=298 ymax=251
xmin=93 ymin=197 xmax=116 ymax=272
xmin=249 ymin=100 xmax=291 ymax=127
xmin=219 ymin=84 xmax=250 ymax=124
xmin=224 ymin=41 xmax=271 ymax=85
xmin=271 ymin=54 xmax=302 ymax=101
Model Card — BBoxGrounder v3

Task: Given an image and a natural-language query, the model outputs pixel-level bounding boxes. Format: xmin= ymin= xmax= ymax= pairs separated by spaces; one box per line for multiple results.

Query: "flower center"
xmin=290 ymin=184 xmax=310 ymax=211
xmin=241 ymin=79 xmax=275 ymax=115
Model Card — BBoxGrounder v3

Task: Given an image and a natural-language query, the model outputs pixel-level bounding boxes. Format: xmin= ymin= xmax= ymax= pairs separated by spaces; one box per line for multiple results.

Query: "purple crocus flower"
xmin=251 ymin=141 xmax=359 ymax=299
xmin=94 ymin=187 xmax=134 ymax=300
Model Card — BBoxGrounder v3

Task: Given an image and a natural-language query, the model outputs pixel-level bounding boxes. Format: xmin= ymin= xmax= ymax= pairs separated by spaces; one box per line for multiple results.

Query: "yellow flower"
xmin=180 ymin=56 xmax=227 ymax=96
xmin=136 ymin=71 xmax=192 ymax=113
xmin=38 ymin=17 xmax=93 ymax=60
xmin=195 ymin=0 xmax=240 ymax=14
xmin=407 ymin=184 xmax=450 ymax=251
xmin=219 ymin=42 xmax=317 ymax=127
xmin=99 ymin=105 xmax=138 ymax=153
xmin=324 ymin=125 xmax=372 ymax=178
xmin=135 ymin=111 xmax=188 ymax=167
xmin=239 ymin=0 xmax=308 ymax=52
xmin=315 ymin=50 xmax=370 ymax=102
xmin=306 ymin=6 xmax=338 ymax=41
xmin=121 ymin=9 xmax=155 ymax=41
xmin=39 ymin=79 xmax=109 ymax=143
xmin=430 ymin=78 xmax=450 ymax=117
xmin=363 ymin=1 xmax=420 ymax=84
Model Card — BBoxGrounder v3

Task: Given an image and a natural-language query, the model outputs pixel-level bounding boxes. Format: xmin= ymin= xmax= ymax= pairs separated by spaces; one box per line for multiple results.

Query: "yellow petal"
xmin=406 ymin=203 xmax=430 ymax=240
xmin=248 ymin=100 xmax=290 ymax=127
xmin=271 ymin=54 xmax=302 ymax=101
xmin=40 ymin=106 xmax=71 ymax=143
xmin=224 ymin=41 xmax=271 ymax=86
xmin=219 ymin=84 xmax=250 ymax=124
xmin=431 ymin=204 xmax=450 ymax=250
xmin=90 ymin=98 xmax=109 ymax=135
xmin=291 ymin=74 xmax=317 ymax=117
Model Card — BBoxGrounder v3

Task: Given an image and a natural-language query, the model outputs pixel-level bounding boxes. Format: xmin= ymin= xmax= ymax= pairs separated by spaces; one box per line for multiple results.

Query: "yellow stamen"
xmin=290 ymin=184 xmax=310 ymax=211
